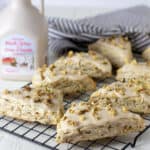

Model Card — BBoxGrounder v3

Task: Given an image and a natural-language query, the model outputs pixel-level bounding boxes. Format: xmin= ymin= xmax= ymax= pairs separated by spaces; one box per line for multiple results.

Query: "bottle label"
xmin=0 ymin=34 xmax=35 ymax=75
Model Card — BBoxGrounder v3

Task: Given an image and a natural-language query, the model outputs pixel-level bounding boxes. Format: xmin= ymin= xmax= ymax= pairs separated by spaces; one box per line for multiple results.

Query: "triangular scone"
xmin=56 ymin=102 xmax=144 ymax=143
xmin=52 ymin=50 xmax=112 ymax=79
xmin=32 ymin=66 xmax=96 ymax=97
xmin=88 ymin=36 xmax=133 ymax=68
xmin=0 ymin=86 xmax=64 ymax=125
xmin=116 ymin=61 xmax=150 ymax=81
xmin=90 ymin=78 xmax=150 ymax=114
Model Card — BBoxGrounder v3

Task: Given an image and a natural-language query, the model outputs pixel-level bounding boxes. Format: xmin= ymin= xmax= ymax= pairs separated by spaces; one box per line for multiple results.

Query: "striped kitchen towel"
xmin=48 ymin=5 xmax=150 ymax=64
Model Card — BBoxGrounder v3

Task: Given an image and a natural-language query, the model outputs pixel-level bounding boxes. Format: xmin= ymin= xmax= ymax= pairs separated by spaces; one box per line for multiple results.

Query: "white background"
xmin=1 ymin=0 xmax=150 ymax=18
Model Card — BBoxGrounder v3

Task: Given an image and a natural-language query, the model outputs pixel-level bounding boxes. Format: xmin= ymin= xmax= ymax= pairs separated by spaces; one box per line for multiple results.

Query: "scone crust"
xmin=32 ymin=66 xmax=96 ymax=97
xmin=0 ymin=86 xmax=64 ymax=125
xmin=116 ymin=61 xmax=150 ymax=81
xmin=56 ymin=102 xmax=144 ymax=143
xmin=52 ymin=50 xmax=112 ymax=79
xmin=89 ymin=36 xmax=133 ymax=68
xmin=90 ymin=78 xmax=150 ymax=114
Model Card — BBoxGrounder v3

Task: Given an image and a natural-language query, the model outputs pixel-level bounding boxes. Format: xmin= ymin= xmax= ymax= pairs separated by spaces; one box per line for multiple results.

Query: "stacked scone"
xmin=55 ymin=37 xmax=149 ymax=143
xmin=32 ymin=50 xmax=112 ymax=96
xmin=0 ymin=36 xmax=149 ymax=145
xmin=57 ymin=78 xmax=150 ymax=143
xmin=32 ymin=65 xmax=96 ymax=97
xmin=0 ymin=50 xmax=112 ymax=125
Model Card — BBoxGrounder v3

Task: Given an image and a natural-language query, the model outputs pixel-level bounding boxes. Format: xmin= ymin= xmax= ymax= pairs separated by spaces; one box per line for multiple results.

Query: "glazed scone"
xmin=52 ymin=50 xmax=112 ymax=79
xmin=88 ymin=36 xmax=133 ymax=68
xmin=116 ymin=60 xmax=150 ymax=81
xmin=90 ymin=78 xmax=150 ymax=114
xmin=56 ymin=102 xmax=144 ymax=143
xmin=0 ymin=86 xmax=64 ymax=125
xmin=142 ymin=47 xmax=150 ymax=61
xmin=32 ymin=66 xmax=96 ymax=97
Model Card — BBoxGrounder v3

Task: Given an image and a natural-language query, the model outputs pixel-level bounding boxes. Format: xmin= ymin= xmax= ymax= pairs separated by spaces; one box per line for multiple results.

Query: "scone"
xmin=32 ymin=66 xmax=96 ymax=97
xmin=56 ymin=102 xmax=144 ymax=143
xmin=88 ymin=36 xmax=133 ymax=68
xmin=52 ymin=50 xmax=112 ymax=79
xmin=0 ymin=86 xmax=64 ymax=125
xmin=116 ymin=60 xmax=150 ymax=81
xmin=90 ymin=78 xmax=150 ymax=114
xmin=142 ymin=47 xmax=150 ymax=61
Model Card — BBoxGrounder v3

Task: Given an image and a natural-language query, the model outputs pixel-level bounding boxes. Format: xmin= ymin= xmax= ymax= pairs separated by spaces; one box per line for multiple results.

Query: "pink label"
xmin=0 ymin=34 xmax=35 ymax=75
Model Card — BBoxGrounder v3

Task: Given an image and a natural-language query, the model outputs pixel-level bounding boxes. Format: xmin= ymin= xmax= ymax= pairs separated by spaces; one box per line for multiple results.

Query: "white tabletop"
xmin=0 ymin=79 xmax=149 ymax=150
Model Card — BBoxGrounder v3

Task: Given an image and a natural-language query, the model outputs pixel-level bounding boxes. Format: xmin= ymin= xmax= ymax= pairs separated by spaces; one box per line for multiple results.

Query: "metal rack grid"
xmin=0 ymin=80 xmax=150 ymax=150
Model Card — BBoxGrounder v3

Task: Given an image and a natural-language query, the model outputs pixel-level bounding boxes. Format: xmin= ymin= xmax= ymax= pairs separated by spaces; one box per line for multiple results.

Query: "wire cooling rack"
xmin=0 ymin=79 xmax=150 ymax=150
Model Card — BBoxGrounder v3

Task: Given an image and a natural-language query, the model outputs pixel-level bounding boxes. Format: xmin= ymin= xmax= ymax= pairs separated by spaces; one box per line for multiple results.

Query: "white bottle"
xmin=0 ymin=0 xmax=48 ymax=81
